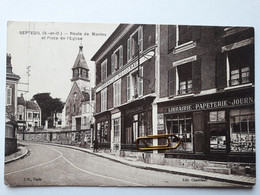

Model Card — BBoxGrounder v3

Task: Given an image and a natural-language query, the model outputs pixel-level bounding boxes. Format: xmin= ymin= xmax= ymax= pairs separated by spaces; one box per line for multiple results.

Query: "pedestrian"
xmin=93 ymin=139 xmax=98 ymax=152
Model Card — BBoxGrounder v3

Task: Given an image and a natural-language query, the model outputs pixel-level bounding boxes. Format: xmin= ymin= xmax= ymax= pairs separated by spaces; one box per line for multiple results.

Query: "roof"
xmin=26 ymin=101 xmax=41 ymax=111
xmin=91 ymin=24 xmax=130 ymax=61
xmin=17 ymin=96 xmax=26 ymax=105
xmin=72 ymin=46 xmax=88 ymax=70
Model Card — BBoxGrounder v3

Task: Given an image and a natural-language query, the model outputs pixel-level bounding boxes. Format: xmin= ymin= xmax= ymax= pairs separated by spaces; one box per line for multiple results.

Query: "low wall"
xmin=5 ymin=138 xmax=17 ymax=156
xmin=17 ymin=130 xmax=92 ymax=148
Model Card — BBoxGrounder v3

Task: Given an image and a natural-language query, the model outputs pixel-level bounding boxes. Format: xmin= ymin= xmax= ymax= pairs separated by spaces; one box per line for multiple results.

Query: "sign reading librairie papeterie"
xmin=163 ymin=97 xmax=254 ymax=114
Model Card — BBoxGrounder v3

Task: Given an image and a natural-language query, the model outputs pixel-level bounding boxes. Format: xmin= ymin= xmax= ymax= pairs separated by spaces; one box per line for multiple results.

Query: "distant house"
xmin=17 ymin=94 xmax=42 ymax=132
xmin=25 ymin=100 xmax=41 ymax=131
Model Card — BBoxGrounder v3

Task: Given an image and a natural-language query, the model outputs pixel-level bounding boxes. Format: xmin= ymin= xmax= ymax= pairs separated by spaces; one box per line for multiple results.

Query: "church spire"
xmin=71 ymin=45 xmax=89 ymax=82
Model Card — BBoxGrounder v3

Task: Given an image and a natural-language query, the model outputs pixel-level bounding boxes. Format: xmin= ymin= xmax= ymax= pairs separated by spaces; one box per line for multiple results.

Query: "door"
xmin=76 ymin=118 xmax=81 ymax=131
xmin=208 ymin=110 xmax=228 ymax=161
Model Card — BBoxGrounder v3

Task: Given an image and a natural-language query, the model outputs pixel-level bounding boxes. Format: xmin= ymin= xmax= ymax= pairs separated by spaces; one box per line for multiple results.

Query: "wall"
xmin=17 ymin=130 xmax=92 ymax=147
xmin=5 ymin=138 xmax=17 ymax=156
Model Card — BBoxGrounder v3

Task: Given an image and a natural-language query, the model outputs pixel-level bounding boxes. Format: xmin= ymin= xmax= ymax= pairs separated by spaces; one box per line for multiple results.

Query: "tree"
xmin=32 ymin=93 xmax=64 ymax=127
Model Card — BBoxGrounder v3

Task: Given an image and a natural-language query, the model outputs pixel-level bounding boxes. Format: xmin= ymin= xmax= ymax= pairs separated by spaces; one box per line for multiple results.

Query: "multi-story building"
xmin=91 ymin=24 xmax=157 ymax=152
xmin=5 ymin=53 xmax=20 ymax=155
xmin=91 ymin=24 xmax=255 ymax=168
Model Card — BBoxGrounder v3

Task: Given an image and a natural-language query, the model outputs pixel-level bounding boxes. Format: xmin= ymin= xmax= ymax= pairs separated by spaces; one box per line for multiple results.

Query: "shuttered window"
xmin=6 ymin=87 xmax=12 ymax=106
xmin=101 ymin=60 xmax=107 ymax=82
xmin=113 ymin=79 xmax=121 ymax=107
xmin=127 ymin=75 xmax=131 ymax=101
xmin=168 ymin=67 xmax=176 ymax=96
xmin=127 ymin=26 xmax=143 ymax=61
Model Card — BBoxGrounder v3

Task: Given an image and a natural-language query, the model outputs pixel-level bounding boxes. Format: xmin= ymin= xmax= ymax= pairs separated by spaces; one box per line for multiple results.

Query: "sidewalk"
xmin=5 ymin=146 xmax=28 ymax=164
xmin=9 ymin=141 xmax=256 ymax=186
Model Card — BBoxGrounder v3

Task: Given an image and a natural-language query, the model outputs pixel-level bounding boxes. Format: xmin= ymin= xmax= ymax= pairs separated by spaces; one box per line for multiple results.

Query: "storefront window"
xmin=97 ymin=121 xmax=110 ymax=143
xmin=209 ymin=110 xmax=226 ymax=151
xmin=230 ymin=108 xmax=255 ymax=152
xmin=166 ymin=114 xmax=193 ymax=151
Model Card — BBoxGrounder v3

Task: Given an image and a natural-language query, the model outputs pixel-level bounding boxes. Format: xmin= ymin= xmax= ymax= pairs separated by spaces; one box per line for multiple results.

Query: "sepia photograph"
xmin=4 ymin=21 xmax=256 ymax=187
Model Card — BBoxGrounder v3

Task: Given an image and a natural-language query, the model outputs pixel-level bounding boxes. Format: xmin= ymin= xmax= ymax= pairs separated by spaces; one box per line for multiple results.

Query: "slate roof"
xmin=17 ymin=96 xmax=26 ymax=105
xmin=26 ymin=101 xmax=41 ymax=111
xmin=72 ymin=46 xmax=88 ymax=70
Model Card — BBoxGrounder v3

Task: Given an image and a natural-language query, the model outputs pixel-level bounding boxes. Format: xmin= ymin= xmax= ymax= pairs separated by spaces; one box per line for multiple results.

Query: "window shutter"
xmin=138 ymin=26 xmax=143 ymax=52
xmin=168 ymin=67 xmax=176 ymax=96
xmin=111 ymin=54 xmax=115 ymax=73
xmin=127 ymin=75 xmax=130 ymax=101
xmin=119 ymin=46 xmax=123 ymax=67
xmin=192 ymin=58 xmax=201 ymax=94
xmin=168 ymin=25 xmax=176 ymax=51
xmin=127 ymin=38 xmax=130 ymax=61
xmin=216 ymin=52 xmax=227 ymax=89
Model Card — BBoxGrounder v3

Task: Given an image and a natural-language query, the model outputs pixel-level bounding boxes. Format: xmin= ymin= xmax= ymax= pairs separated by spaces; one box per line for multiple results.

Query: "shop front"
xmin=120 ymin=97 xmax=154 ymax=151
xmin=94 ymin=111 xmax=111 ymax=149
xmin=158 ymin=88 xmax=255 ymax=163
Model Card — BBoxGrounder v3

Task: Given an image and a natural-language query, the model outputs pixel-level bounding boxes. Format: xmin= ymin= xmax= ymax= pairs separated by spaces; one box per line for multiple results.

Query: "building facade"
xmin=5 ymin=54 xmax=20 ymax=155
xmin=92 ymin=24 xmax=255 ymax=164
xmin=17 ymin=94 xmax=42 ymax=132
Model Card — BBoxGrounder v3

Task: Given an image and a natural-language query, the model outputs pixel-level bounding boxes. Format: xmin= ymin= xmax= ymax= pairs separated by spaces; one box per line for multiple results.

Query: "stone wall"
xmin=17 ymin=130 xmax=92 ymax=148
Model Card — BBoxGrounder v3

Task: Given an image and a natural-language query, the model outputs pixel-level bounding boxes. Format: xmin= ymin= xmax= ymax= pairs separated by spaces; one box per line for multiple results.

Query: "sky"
xmin=7 ymin=21 xmax=118 ymax=102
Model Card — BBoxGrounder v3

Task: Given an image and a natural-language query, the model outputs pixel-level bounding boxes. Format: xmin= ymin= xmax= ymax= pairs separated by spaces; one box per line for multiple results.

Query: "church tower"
xmin=71 ymin=45 xmax=90 ymax=91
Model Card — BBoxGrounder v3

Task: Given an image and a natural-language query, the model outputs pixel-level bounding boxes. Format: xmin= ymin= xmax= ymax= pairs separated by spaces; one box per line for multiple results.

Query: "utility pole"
xmin=18 ymin=66 xmax=31 ymax=94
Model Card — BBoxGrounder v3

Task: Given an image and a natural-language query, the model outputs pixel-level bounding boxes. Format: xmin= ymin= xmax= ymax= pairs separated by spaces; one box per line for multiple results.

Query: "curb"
xmin=5 ymin=146 xmax=29 ymax=164
xmin=40 ymin=142 xmax=255 ymax=186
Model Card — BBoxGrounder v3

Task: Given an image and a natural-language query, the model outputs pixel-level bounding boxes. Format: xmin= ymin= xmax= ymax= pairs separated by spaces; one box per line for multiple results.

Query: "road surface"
xmin=4 ymin=142 xmax=244 ymax=187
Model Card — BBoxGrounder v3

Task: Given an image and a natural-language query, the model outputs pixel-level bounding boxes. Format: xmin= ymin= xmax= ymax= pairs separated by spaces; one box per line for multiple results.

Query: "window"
xmin=111 ymin=46 xmax=123 ymax=73
xmin=132 ymin=67 xmax=143 ymax=98
xmin=230 ymin=108 xmax=255 ymax=152
xmin=101 ymin=60 xmax=107 ymax=82
xmin=209 ymin=110 xmax=226 ymax=150
xmin=113 ymin=118 xmax=120 ymax=143
xmin=177 ymin=63 xmax=192 ymax=95
xmin=127 ymin=26 xmax=143 ymax=61
xmin=100 ymin=121 xmax=109 ymax=143
xmin=113 ymin=79 xmax=121 ymax=107
xmin=127 ymin=75 xmax=131 ymax=101
xmin=101 ymin=88 xmax=107 ymax=112
xmin=28 ymin=112 xmax=32 ymax=120
xmin=33 ymin=113 xmax=38 ymax=119
xmin=177 ymin=25 xmax=192 ymax=46
xmin=227 ymin=46 xmax=253 ymax=86
xmin=6 ymin=87 xmax=12 ymax=106
xmin=73 ymin=69 xmax=79 ymax=77
xmin=166 ymin=114 xmax=192 ymax=142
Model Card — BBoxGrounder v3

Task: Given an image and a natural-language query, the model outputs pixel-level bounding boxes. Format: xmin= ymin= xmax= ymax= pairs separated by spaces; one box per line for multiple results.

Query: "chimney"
xmin=6 ymin=53 xmax=13 ymax=73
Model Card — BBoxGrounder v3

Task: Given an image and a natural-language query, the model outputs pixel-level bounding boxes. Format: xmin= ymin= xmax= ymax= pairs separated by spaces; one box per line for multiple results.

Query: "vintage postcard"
xmin=4 ymin=21 xmax=255 ymax=187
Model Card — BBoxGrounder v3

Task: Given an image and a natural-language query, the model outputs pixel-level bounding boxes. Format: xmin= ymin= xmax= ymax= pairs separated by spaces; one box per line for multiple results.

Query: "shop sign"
xmin=157 ymin=114 xmax=164 ymax=131
xmin=125 ymin=106 xmax=144 ymax=115
xmin=164 ymin=97 xmax=254 ymax=113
